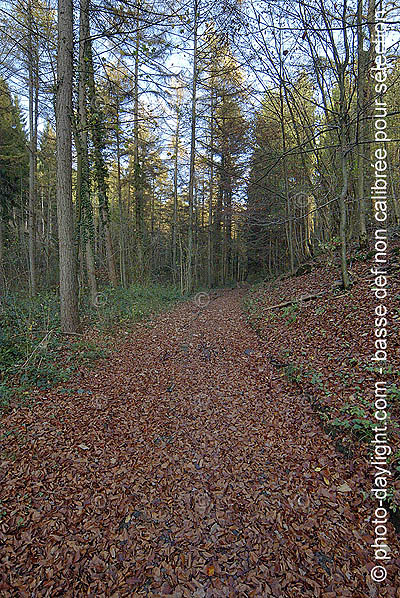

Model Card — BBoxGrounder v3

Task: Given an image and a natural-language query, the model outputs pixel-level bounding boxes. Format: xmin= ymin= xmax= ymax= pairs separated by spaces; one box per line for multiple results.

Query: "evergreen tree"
xmin=0 ymin=79 xmax=28 ymax=292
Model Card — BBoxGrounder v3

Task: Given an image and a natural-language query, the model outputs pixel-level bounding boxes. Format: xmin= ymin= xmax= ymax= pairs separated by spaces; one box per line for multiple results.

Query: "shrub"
xmin=0 ymin=283 xmax=183 ymax=412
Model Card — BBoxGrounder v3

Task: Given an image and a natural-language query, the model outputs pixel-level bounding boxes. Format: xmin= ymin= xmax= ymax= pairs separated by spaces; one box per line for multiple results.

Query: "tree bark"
xmin=278 ymin=45 xmax=294 ymax=275
xmin=208 ymin=91 xmax=214 ymax=288
xmin=339 ymin=120 xmax=350 ymax=289
xmin=115 ymin=102 xmax=126 ymax=286
xmin=172 ymin=106 xmax=179 ymax=285
xmin=186 ymin=0 xmax=199 ymax=293
xmin=0 ymin=208 xmax=4 ymax=298
xmin=356 ymin=0 xmax=367 ymax=246
xmin=56 ymin=0 xmax=80 ymax=332
xmin=77 ymin=0 xmax=98 ymax=307
xmin=28 ymin=1 xmax=38 ymax=295
xmin=133 ymin=2 xmax=145 ymax=282
xmin=85 ymin=1 xmax=118 ymax=287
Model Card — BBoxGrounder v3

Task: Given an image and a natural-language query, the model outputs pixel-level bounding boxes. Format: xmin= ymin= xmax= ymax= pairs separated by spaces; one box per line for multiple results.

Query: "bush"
xmin=0 ymin=283 xmax=183 ymax=411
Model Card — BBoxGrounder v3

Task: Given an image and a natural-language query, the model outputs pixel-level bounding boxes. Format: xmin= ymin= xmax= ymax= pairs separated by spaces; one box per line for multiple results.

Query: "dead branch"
xmin=265 ymin=292 xmax=326 ymax=310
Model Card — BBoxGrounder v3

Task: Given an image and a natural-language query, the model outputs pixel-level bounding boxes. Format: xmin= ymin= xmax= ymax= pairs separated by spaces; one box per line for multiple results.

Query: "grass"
xmin=0 ymin=283 xmax=184 ymax=413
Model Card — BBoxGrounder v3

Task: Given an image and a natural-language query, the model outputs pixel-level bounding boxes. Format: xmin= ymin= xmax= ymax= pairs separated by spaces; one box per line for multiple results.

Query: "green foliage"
xmin=383 ymin=487 xmax=400 ymax=515
xmin=284 ymin=363 xmax=304 ymax=384
xmin=0 ymin=291 xmax=60 ymax=371
xmin=0 ymin=291 xmax=64 ymax=408
xmin=0 ymin=383 xmax=14 ymax=409
xmin=310 ymin=371 xmax=324 ymax=389
xmin=67 ymin=341 xmax=108 ymax=365
xmin=0 ymin=284 xmax=183 ymax=412
xmin=390 ymin=451 xmax=400 ymax=481
xmin=280 ymin=303 xmax=299 ymax=323
xmin=388 ymin=384 xmax=400 ymax=404
xmin=317 ymin=237 xmax=341 ymax=253
xmin=19 ymin=363 xmax=72 ymax=389
xmin=282 ymin=360 xmax=326 ymax=391
xmin=329 ymin=403 xmax=376 ymax=441
xmin=316 ymin=237 xmax=341 ymax=266
xmin=242 ymin=296 xmax=255 ymax=313
xmin=86 ymin=283 xmax=183 ymax=330
xmin=264 ymin=311 xmax=278 ymax=324
xmin=0 ymin=78 xmax=28 ymax=217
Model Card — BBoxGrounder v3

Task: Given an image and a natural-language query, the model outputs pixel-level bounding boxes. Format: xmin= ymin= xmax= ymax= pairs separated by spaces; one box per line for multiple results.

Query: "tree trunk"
xmin=56 ymin=0 xmax=80 ymax=332
xmin=115 ymin=105 xmax=126 ymax=286
xmin=104 ymin=218 xmax=118 ymax=286
xmin=133 ymin=3 xmax=145 ymax=282
xmin=339 ymin=121 xmax=350 ymax=289
xmin=172 ymin=102 xmax=179 ymax=284
xmin=279 ymin=55 xmax=294 ymax=275
xmin=28 ymin=2 xmax=38 ymax=295
xmin=77 ymin=0 xmax=98 ymax=307
xmin=0 ymin=208 xmax=4 ymax=298
xmin=215 ymin=182 xmax=223 ymax=285
xmin=356 ymin=0 xmax=367 ymax=246
xmin=207 ymin=93 xmax=214 ymax=288
xmin=388 ymin=152 xmax=400 ymax=224
xmin=85 ymin=242 xmax=97 ymax=305
xmin=186 ymin=0 xmax=199 ymax=293
xmin=85 ymin=2 xmax=118 ymax=287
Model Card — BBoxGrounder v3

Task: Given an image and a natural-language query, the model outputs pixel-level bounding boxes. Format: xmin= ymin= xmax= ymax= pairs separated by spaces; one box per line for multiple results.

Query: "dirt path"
xmin=0 ymin=290 xmax=398 ymax=597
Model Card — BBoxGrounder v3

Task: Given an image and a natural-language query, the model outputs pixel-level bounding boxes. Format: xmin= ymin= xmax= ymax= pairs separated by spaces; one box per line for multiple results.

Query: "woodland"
xmin=0 ymin=0 xmax=400 ymax=596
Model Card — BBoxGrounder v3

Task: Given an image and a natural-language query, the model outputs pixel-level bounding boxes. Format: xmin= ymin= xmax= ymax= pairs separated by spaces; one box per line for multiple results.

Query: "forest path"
xmin=0 ymin=290 xmax=393 ymax=597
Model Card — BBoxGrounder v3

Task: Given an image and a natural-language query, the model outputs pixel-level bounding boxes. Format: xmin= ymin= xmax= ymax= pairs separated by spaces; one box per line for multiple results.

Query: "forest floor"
xmin=1 ymin=254 xmax=400 ymax=597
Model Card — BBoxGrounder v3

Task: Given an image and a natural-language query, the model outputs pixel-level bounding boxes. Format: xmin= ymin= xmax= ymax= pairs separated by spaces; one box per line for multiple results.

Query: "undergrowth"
xmin=0 ymin=284 xmax=183 ymax=412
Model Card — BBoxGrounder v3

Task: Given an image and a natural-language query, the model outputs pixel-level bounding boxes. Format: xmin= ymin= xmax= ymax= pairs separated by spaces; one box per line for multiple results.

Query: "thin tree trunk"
xmin=28 ymin=2 xmax=38 ymax=295
xmin=172 ymin=99 xmax=179 ymax=284
xmin=388 ymin=152 xmax=400 ymax=224
xmin=356 ymin=0 xmax=367 ymax=246
xmin=85 ymin=242 xmax=97 ymax=304
xmin=77 ymin=0 xmax=98 ymax=307
xmin=215 ymin=184 xmax=223 ymax=285
xmin=207 ymin=94 xmax=214 ymax=288
xmin=115 ymin=105 xmax=126 ymax=286
xmin=339 ymin=121 xmax=350 ymax=289
xmin=279 ymin=67 xmax=294 ymax=275
xmin=133 ymin=3 xmax=145 ymax=281
xmin=0 ymin=208 xmax=4 ymax=297
xmin=46 ymin=186 xmax=51 ymax=285
xmin=186 ymin=0 xmax=199 ymax=293
xmin=102 ymin=212 xmax=117 ymax=285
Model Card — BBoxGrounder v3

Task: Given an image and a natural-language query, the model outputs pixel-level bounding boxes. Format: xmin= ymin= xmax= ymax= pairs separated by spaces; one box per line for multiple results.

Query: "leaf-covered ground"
xmin=0 ymin=283 xmax=399 ymax=596
xmin=244 ymin=244 xmax=400 ymax=483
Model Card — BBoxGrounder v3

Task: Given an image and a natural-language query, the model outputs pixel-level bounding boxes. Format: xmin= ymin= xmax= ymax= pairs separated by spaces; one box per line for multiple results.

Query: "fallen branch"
xmin=265 ymin=291 xmax=326 ymax=310
xmin=20 ymin=329 xmax=55 ymax=369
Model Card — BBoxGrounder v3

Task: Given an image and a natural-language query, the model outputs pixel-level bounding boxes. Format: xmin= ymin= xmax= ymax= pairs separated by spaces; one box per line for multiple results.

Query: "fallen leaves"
xmin=337 ymin=483 xmax=352 ymax=493
xmin=0 ymin=288 xmax=398 ymax=596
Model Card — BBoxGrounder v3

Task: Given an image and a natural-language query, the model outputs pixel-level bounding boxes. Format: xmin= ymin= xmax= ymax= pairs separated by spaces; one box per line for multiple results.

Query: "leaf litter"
xmin=0 ymin=285 xmax=399 ymax=597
